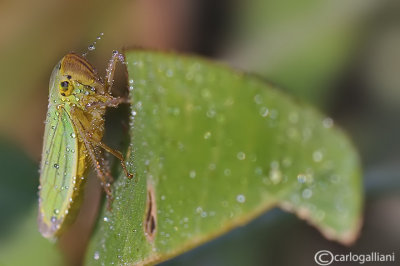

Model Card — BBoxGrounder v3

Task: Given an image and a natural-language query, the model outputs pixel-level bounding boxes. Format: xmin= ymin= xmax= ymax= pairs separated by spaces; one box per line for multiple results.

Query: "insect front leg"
xmin=86 ymin=97 xmax=129 ymax=111
xmin=105 ymin=50 xmax=125 ymax=93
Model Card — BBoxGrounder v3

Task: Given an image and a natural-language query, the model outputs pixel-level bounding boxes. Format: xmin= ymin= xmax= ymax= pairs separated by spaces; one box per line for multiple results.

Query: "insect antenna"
xmin=82 ymin=32 xmax=105 ymax=58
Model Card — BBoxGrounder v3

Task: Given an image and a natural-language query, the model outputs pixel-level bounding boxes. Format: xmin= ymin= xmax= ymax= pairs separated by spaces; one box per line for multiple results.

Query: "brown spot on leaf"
xmin=144 ymin=182 xmax=157 ymax=241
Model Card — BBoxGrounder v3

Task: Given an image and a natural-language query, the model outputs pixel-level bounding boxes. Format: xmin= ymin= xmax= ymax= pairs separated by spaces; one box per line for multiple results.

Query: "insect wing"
xmin=38 ymin=104 xmax=82 ymax=238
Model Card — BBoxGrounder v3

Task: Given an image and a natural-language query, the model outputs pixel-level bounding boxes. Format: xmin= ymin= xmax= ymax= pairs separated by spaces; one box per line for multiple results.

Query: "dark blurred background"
xmin=0 ymin=0 xmax=399 ymax=265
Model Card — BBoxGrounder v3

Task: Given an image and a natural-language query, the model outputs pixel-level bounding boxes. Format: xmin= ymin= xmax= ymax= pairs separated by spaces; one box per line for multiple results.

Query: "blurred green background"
xmin=0 ymin=0 xmax=399 ymax=265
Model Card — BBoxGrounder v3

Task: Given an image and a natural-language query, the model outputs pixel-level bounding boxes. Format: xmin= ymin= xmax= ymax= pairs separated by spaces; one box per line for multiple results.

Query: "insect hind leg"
xmin=98 ymin=141 xmax=134 ymax=180
xmin=70 ymin=108 xmax=114 ymax=204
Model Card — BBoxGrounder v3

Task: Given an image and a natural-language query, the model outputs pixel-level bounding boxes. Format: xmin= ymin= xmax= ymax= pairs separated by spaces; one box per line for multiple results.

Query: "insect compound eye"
xmin=59 ymin=80 xmax=72 ymax=96
xmin=60 ymin=81 xmax=69 ymax=90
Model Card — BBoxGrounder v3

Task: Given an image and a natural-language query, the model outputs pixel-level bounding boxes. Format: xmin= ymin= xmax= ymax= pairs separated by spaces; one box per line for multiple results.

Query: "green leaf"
xmin=86 ymin=51 xmax=362 ymax=265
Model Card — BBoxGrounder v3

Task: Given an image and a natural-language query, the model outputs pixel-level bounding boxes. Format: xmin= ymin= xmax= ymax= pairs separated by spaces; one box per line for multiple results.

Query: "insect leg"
xmin=69 ymin=108 xmax=114 ymax=199
xmin=97 ymin=141 xmax=134 ymax=180
xmin=105 ymin=50 xmax=125 ymax=93
xmin=86 ymin=97 xmax=129 ymax=111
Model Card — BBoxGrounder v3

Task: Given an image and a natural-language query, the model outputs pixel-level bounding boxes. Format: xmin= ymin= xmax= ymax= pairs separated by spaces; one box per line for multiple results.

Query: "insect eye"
xmin=60 ymin=81 xmax=69 ymax=89
xmin=59 ymin=80 xmax=72 ymax=96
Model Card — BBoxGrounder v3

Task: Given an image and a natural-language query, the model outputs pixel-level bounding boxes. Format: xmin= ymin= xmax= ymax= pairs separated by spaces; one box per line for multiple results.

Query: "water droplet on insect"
xmin=88 ymin=44 xmax=95 ymax=51
xmin=129 ymin=79 xmax=134 ymax=84
xmin=70 ymin=133 xmax=76 ymax=138
xmin=53 ymin=209 xmax=59 ymax=215
xmin=94 ymin=251 xmax=100 ymax=260
xmin=103 ymin=217 xmax=109 ymax=222
xmin=51 ymin=216 xmax=57 ymax=223
xmin=236 ymin=194 xmax=246 ymax=203
xmin=53 ymin=163 xmax=59 ymax=169
xmin=236 ymin=152 xmax=246 ymax=160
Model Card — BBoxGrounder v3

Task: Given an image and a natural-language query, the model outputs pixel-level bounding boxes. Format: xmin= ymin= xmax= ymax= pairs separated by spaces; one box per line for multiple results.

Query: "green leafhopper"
xmin=38 ymin=51 xmax=133 ymax=239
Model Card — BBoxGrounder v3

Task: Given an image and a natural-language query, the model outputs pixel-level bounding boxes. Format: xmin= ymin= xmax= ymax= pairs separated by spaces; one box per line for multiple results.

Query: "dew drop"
xmin=322 ymin=117 xmax=334 ymax=128
xmin=88 ymin=44 xmax=95 ymax=51
xmin=270 ymin=168 xmax=282 ymax=184
xmin=297 ymin=174 xmax=307 ymax=183
xmin=53 ymin=163 xmax=59 ymax=169
xmin=189 ymin=170 xmax=196 ymax=179
xmin=259 ymin=106 xmax=269 ymax=117
xmin=204 ymin=131 xmax=211 ymax=139
xmin=254 ymin=166 xmax=263 ymax=175
xmin=254 ymin=94 xmax=262 ymax=104
xmin=236 ymin=194 xmax=246 ymax=203
xmin=103 ymin=217 xmax=109 ymax=222
xmin=236 ymin=152 xmax=246 ymax=160
xmin=206 ymin=108 xmax=216 ymax=118
xmin=312 ymin=150 xmax=323 ymax=162
xmin=302 ymin=188 xmax=313 ymax=199
xmin=94 ymin=251 xmax=100 ymax=260
xmin=70 ymin=133 xmax=76 ymax=138
xmin=166 ymin=69 xmax=173 ymax=77
xmin=224 ymin=168 xmax=231 ymax=176
xmin=53 ymin=209 xmax=59 ymax=215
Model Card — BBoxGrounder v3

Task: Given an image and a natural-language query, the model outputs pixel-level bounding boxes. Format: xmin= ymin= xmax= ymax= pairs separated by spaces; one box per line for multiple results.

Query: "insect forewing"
xmin=38 ymin=64 xmax=86 ymax=238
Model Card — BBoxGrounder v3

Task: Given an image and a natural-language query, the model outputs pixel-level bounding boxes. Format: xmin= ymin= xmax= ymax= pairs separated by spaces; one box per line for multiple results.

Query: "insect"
xmin=38 ymin=51 xmax=133 ymax=239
